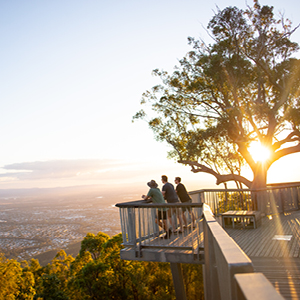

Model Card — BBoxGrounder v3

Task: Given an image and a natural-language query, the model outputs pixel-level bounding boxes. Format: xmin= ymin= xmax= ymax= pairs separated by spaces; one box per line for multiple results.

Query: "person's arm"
xmin=162 ymin=185 xmax=166 ymax=198
xmin=142 ymin=190 xmax=153 ymax=202
xmin=142 ymin=194 xmax=152 ymax=202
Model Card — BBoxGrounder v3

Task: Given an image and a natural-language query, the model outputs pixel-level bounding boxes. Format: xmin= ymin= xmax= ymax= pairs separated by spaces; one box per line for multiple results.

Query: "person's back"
xmin=175 ymin=176 xmax=196 ymax=227
xmin=162 ymin=181 xmax=179 ymax=203
xmin=161 ymin=175 xmax=178 ymax=203
xmin=176 ymin=182 xmax=191 ymax=203
xmin=147 ymin=187 xmax=166 ymax=205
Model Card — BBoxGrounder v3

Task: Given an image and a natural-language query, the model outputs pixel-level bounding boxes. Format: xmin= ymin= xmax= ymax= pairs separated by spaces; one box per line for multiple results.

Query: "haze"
xmin=1 ymin=0 xmax=300 ymax=194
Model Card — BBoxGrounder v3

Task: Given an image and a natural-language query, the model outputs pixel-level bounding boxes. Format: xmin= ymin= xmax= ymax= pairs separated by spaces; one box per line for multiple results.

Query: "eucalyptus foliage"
xmin=134 ymin=1 xmax=300 ymax=188
xmin=0 ymin=233 xmax=204 ymax=299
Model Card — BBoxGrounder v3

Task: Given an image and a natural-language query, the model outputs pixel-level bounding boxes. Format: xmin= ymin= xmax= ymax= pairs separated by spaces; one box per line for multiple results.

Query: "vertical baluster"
xmin=143 ymin=207 xmax=147 ymax=245
xmin=194 ymin=207 xmax=198 ymax=258
xmin=138 ymin=208 xmax=142 ymax=257
xmin=141 ymin=207 xmax=144 ymax=247
xmin=125 ymin=208 xmax=130 ymax=243
xmin=146 ymin=208 xmax=150 ymax=245
xmin=159 ymin=207 xmax=163 ymax=245
xmin=152 ymin=207 xmax=157 ymax=241
xmin=119 ymin=208 xmax=126 ymax=244
xmin=128 ymin=207 xmax=135 ymax=246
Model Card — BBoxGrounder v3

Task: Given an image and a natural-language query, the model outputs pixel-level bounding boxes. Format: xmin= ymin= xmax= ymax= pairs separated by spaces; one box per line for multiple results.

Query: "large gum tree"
xmin=134 ymin=1 xmax=300 ymax=189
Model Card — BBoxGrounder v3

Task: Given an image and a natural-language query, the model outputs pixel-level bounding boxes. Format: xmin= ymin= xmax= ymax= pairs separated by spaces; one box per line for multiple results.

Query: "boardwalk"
xmin=224 ymin=210 xmax=300 ymax=299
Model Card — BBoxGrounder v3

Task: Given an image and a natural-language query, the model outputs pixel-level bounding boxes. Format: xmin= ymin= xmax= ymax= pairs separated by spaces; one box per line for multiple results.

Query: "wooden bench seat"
xmin=221 ymin=210 xmax=261 ymax=229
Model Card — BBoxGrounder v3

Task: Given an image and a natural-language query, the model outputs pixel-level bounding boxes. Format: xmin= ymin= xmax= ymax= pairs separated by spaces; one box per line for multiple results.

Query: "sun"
xmin=248 ymin=142 xmax=271 ymax=163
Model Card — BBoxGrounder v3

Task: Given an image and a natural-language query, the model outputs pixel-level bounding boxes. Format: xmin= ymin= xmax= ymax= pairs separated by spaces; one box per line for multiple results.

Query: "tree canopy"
xmin=133 ymin=1 xmax=300 ymax=189
xmin=0 ymin=232 xmax=204 ymax=299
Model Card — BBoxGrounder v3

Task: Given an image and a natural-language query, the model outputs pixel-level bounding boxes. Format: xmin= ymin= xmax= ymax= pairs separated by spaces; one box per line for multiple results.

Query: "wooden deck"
xmin=224 ymin=210 xmax=300 ymax=299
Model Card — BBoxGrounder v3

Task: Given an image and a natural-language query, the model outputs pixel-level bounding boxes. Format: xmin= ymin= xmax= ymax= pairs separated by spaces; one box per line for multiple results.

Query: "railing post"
xmin=127 ymin=207 xmax=137 ymax=256
xmin=170 ymin=263 xmax=187 ymax=300
xmin=138 ymin=208 xmax=142 ymax=257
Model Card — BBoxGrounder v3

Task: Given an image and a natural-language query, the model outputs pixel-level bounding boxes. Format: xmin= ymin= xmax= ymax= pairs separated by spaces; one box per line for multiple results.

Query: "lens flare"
xmin=248 ymin=142 xmax=271 ymax=163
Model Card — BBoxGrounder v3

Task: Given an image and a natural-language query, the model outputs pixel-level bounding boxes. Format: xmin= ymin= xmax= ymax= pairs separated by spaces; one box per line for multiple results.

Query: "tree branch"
xmin=272 ymin=143 xmax=300 ymax=163
xmin=178 ymin=160 xmax=252 ymax=188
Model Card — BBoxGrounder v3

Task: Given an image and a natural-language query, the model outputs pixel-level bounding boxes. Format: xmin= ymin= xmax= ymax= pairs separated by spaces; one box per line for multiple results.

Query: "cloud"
xmin=0 ymin=158 xmax=215 ymax=190
xmin=0 ymin=159 xmax=133 ymax=181
xmin=0 ymin=158 xmax=172 ymax=188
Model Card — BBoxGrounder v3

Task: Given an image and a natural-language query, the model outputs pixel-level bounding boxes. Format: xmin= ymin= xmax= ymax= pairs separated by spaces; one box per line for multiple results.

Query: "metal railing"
xmin=190 ymin=189 xmax=253 ymax=215
xmin=190 ymin=183 xmax=300 ymax=216
xmin=116 ymin=200 xmax=204 ymax=259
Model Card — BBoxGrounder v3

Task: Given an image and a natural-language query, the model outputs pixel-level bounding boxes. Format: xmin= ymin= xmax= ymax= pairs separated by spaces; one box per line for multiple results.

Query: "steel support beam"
xmin=170 ymin=263 xmax=187 ymax=300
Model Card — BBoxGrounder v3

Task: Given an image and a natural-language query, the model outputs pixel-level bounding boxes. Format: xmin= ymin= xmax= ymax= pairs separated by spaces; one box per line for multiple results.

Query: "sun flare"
xmin=248 ymin=142 xmax=271 ymax=163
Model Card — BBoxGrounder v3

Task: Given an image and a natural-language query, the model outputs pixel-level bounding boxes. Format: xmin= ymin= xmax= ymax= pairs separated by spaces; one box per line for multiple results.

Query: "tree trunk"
xmin=251 ymin=162 xmax=268 ymax=214
xmin=251 ymin=162 xmax=267 ymax=189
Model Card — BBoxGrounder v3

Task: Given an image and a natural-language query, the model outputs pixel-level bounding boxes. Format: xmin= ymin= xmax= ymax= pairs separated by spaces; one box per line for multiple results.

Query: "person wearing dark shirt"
xmin=161 ymin=175 xmax=183 ymax=233
xmin=175 ymin=177 xmax=196 ymax=227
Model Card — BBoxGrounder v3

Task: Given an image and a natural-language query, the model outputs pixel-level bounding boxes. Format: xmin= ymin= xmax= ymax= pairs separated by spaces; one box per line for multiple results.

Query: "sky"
xmin=1 ymin=0 xmax=300 ymax=193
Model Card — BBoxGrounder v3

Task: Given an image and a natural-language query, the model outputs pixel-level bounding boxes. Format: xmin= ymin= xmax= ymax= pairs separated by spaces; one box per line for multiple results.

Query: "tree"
xmin=68 ymin=233 xmax=178 ymax=300
xmin=133 ymin=1 xmax=300 ymax=189
xmin=79 ymin=232 xmax=110 ymax=260
xmin=0 ymin=234 xmax=204 ymax=300
xmin=35 ymin=250 xmax=74 ymax=300
xmin=0 ymin=254 xmax=37 ymax=300
xmin=37 ymin=273 xmax=70 ymax=300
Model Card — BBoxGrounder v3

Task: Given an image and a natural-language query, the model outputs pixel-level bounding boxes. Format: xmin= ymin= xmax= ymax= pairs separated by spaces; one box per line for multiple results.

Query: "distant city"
xmin=0 ymin=185 xmax=144 ymax=261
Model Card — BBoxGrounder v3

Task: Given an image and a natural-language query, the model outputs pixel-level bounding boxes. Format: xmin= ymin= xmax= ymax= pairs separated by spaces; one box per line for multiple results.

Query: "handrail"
xmin=202 ymin=204 xmax=283 ymax=300
xmin=116 ymin=200 xmax=204 ymax=208
xmin=189 ymin=182 xmax=300 ymax=193
xmin=203 ymin=204 xmax=253 ymax=300
xmin=234 ymin=273 xmax=284 ymax=300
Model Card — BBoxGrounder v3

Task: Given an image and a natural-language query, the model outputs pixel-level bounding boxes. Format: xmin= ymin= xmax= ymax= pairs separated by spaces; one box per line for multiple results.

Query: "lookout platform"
xmin=117 ymin=185 xmax=300 ymax=300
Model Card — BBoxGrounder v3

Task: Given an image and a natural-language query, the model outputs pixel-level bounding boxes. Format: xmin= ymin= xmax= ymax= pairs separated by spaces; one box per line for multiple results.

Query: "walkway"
xmin=225 ymin=210 xmax=300 ymax=299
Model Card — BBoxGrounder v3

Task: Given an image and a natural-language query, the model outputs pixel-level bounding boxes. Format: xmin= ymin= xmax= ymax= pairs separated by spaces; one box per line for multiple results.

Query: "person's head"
xmin=161 ymin=175 xmax=168 ymax=183
xmin=175 ymin=177 xmax=181 ymax=184
xmin=147 ymin=180 xmax=158 ymax=188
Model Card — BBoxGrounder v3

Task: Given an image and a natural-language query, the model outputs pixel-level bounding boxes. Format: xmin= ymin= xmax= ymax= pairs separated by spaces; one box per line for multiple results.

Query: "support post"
xmin=170 ymin=263 xmax=187 ymax=300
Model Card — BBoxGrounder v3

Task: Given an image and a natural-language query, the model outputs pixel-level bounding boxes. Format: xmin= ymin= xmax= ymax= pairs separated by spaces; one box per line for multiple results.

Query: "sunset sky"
xmin=1 ymin=0 xmax=300 ymax=192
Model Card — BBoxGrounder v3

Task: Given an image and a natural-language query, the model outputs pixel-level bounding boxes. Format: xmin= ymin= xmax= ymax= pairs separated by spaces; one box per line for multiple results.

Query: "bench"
xmin=222 ymin=210 xmax=261 ymax=229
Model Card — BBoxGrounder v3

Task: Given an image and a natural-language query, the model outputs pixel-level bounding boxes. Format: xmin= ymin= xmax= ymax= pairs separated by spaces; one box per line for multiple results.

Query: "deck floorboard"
xmin=224 ymin=210 xmax=300 ymax=299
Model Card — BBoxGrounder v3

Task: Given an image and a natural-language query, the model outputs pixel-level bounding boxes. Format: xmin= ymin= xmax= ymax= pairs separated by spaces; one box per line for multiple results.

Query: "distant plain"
xmin=0 ymin=185 xmax=144 ymax=264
